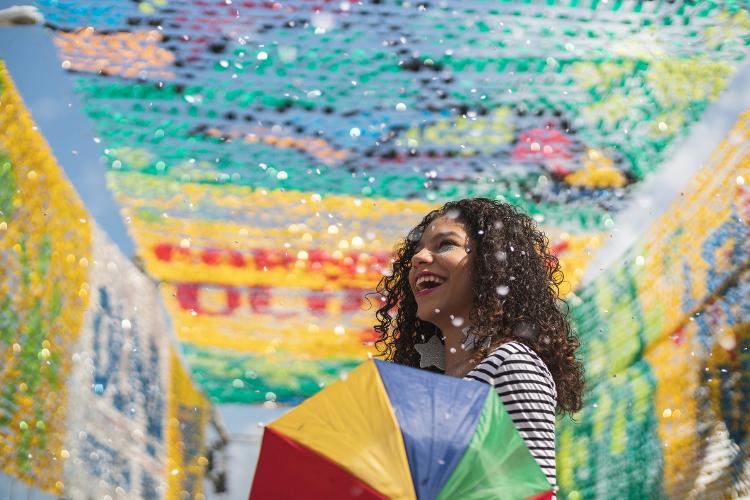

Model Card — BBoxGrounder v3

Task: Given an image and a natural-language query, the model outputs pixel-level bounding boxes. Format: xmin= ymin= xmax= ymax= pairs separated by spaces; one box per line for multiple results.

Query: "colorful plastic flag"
xmin=250 ymin=359 xmax=553 ymax=500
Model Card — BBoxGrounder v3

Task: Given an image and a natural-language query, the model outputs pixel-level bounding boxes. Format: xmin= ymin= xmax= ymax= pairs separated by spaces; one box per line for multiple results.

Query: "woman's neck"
xmin=441 ymin=323 xmax=476 ymax=377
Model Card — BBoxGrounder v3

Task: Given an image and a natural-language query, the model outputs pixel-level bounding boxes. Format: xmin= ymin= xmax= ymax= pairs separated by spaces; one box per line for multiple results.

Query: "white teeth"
xmin=416 ymin=275 xmax=445 ymax=291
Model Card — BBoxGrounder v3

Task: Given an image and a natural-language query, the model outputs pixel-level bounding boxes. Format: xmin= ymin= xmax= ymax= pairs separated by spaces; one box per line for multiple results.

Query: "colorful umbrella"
xmin=250 ymin=359 xmax=553 ymax=499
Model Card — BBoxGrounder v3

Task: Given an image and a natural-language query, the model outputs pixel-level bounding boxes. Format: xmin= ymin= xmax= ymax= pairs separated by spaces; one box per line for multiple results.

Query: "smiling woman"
xmin=374 ymin=197 xmax=585 ymax=493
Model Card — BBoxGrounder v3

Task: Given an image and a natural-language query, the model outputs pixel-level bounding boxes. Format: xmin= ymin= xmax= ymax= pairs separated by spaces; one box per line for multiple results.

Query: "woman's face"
xmin=408 ymin=215 xmax=475 ymax=328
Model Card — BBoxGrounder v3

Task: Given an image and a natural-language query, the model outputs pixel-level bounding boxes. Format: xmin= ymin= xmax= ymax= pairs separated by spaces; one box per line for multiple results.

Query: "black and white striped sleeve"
xmin=465 ymin=341 xmax=558 ymax=491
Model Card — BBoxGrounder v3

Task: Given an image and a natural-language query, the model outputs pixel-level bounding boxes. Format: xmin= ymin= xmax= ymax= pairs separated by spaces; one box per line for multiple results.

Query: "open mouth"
xmin=415 ymin=274 xmax=446 ymax=296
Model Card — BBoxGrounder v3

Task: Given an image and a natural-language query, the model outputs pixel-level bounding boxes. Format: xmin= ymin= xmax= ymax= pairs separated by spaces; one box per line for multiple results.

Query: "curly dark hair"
xmin=373 ymin=197 xmax=584 ymax=415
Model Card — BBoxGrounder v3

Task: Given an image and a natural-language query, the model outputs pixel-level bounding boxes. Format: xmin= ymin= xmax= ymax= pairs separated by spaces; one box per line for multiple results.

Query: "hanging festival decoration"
xmin=62 ymin=226 xmax=172 ymax=498
xmin=0 ymin=62 xmax=221 ymax=498
xmin=34 ymin=0 xmax=750 ymax=406
xmin=0 ymin=60 xmax=91 ymax=493
xmin=558 ymin=108 xmax=750 ymax=498
xmin=20 ymin=0 xmax=750 ymax=496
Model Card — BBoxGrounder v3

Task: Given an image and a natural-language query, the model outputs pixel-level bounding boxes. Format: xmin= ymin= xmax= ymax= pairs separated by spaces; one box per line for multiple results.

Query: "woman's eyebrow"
xmin=433 ymin=231 xmax=463 ymax=239
xmin=415 ymin=230 xmax=464 ymax=250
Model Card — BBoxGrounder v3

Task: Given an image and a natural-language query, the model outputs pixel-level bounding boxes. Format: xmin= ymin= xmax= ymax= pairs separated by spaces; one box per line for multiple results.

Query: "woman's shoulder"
xmin=469 ymin=341 xmax=556 ymax=390
xmin=480 ymin=340 xmax=545 ymax=367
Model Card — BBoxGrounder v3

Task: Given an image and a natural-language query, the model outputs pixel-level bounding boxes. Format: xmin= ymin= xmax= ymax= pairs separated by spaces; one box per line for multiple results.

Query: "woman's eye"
xmin=437 ymin=240 xmax=457 ymax=251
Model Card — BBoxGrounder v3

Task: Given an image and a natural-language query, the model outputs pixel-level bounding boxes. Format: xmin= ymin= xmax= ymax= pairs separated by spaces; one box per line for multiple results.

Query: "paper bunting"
xmin=0 ymin=62 xmax=220 ymax=498
xmin=557 ymin=108 xmax=750 ymax=498
xmin=35 ymin=0 xmax=750 ymax=406
xmin=20 ymin=0 xmax=750 ymax=496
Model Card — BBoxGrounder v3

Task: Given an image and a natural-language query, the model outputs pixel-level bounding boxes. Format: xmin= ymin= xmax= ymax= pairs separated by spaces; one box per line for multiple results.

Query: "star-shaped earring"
xmin=414 ymin=334 xmax=445 ymax=370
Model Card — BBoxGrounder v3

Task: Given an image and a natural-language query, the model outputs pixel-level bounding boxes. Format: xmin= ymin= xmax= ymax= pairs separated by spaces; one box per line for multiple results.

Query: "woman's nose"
xmin=412 ymin=247 xmax=432 ymax=267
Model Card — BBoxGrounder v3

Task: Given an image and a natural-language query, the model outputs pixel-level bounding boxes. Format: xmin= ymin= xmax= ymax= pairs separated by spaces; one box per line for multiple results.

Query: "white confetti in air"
xmin=278 ymin=46 xmax=297 ymax=63
xmin=312 ymin=12 xmax=336 ymax=31
xmin=0 ymin=5 xmax=44 ymax=25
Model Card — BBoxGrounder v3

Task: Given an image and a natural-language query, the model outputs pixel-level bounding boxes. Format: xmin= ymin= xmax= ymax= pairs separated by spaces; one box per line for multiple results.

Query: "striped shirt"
xmin=464 ymin=341 xmax=557 ymax=491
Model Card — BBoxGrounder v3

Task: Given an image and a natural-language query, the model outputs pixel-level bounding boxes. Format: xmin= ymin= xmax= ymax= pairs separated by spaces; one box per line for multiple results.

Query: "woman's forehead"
xmin=422 ymin=215 xmax=469 ymax=239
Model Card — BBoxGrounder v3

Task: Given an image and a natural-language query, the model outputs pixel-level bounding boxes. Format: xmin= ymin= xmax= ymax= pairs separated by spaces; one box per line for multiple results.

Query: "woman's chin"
xmin=416 ymin=303 xmax=441 ymax=323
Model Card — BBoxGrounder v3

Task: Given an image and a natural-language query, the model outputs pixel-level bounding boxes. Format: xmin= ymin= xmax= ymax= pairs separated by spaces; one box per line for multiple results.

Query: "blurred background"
xmin=1 ymin=0 xmax=749 ymax=498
